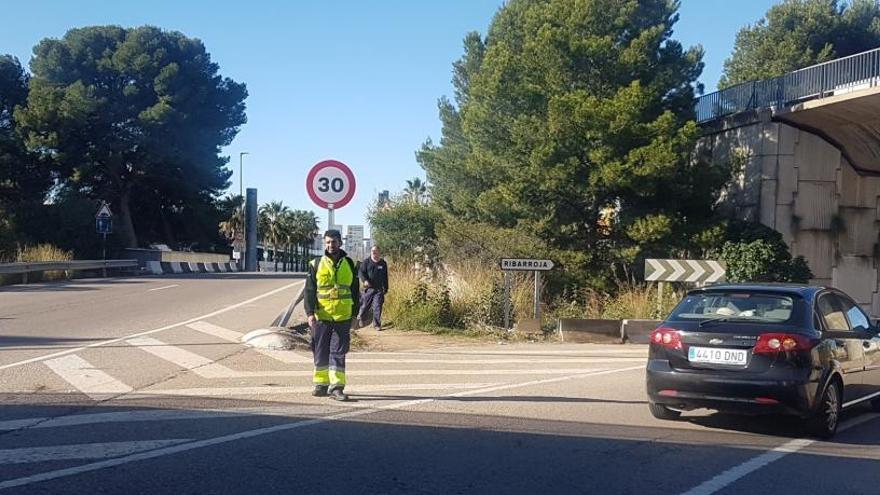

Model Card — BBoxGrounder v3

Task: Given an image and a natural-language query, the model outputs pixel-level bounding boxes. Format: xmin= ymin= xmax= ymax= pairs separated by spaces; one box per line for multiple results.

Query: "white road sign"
xmin=500 ymin=258 xmax=555 ymax=271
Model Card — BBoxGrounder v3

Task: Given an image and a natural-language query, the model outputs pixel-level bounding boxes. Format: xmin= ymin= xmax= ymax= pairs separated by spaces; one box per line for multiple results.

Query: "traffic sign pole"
xmin=534 ymin=271 xmax=541 ymax=320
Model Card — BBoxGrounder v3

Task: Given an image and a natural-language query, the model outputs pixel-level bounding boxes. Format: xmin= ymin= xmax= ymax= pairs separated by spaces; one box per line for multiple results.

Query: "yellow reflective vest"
xmin=311 ymin=255 xmax=356 ymax=322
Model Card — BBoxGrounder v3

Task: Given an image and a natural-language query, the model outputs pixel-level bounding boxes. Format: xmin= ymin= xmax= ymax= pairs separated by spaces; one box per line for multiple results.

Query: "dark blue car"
xmin=646 ymin=284 xmax=880 ymax=438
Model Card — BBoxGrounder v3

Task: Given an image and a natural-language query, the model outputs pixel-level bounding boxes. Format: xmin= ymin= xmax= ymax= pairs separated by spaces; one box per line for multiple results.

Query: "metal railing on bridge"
xmin=0 ymin=260 xmax=138 ymax=283
xmin=696 ymin=46 xmax=880 ymax=123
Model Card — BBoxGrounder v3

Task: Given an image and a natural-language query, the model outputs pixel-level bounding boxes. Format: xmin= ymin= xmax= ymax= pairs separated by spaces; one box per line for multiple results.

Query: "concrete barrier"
xmin=557 ymin=318 xmax=623 ymax=343
xmin=622 ymin=319 xmax=662 ymax=344
xmin=145 ymin=260 xmax=239 ymax=275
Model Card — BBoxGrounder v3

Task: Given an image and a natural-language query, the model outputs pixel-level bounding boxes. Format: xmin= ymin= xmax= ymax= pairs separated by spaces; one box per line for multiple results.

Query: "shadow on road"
xmin=0 ymin=391 xmax=878 ymax=494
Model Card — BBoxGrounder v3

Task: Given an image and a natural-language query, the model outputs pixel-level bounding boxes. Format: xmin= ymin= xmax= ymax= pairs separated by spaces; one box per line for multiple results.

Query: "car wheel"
xmin=649 ymin=402 xmax=681 ymax=420
xmin=807 ymin=381 xmax=841 ymax=439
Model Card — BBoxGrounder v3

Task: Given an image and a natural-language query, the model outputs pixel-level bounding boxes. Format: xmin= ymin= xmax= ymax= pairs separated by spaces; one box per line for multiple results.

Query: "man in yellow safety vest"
xmin=304 ymin=229 xmax=360 ymax=401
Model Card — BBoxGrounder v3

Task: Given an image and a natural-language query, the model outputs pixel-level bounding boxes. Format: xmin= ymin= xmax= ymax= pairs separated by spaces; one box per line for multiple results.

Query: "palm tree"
xmin=284 ymin=209 xmax=319 ymax=270
xmin=259 ymin=201 xmax=290 ymax=271
xmin=404 ymin=177 xmax=427 ymax=204
xmin=218 ymin=195 xmax=244 ymax=244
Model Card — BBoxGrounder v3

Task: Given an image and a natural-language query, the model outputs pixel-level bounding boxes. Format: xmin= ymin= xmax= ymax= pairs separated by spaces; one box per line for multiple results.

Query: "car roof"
xmin=690 ymin=283 xmax=824 ymax=297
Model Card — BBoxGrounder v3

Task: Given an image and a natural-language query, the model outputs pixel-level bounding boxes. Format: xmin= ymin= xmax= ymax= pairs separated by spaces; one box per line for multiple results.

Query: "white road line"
xmin=43 ymin=355 xmax=133 ymax=400
xmin=0 ymin=406 xmax=339 ymax=432
xmin=679 ymin=412 xmax=880 ymax=495
xmin=186 ymin=321 xmax=245 ymax=342
xmin=348 ymin=358 xmax=645 ymax=364
xmin=147 ymin=284 xmax=179 ymax=292
xmin=352 ymin=349 xmax=648 ymax=356
xmin=186 ymin=321 xmax=312 ymax=364
xmin=0 ymin=365 xmax=643 ymax=491
xmin=0 ymin=280 xmax=305 ymax=372
xmin=126 ymin=337 xmax=232 ymax=378
xmin=107 ymin=367 xmax=611 ymax=380
xmin=0 ymin=440 xmax=192 ymax=465
xmin=123 ymin=382 xmax=503 ymax=399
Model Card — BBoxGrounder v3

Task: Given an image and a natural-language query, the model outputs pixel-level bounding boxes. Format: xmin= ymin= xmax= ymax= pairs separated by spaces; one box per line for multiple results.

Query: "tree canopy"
xmin=720 ymin=0 xmax=880 ymax=88
xmin=15 ymin=25 xmax=248 ymax=248
xmin=418 ymin=0 xmax=728 ymax=287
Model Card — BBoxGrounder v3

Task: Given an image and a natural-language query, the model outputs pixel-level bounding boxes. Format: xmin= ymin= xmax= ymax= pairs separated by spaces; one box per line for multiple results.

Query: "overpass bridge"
xmin=696 ymin=47 xmax=880 ymax=315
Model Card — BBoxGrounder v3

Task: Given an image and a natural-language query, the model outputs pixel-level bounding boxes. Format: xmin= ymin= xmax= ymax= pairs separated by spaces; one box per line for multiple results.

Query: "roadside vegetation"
xmin=372 ymin=0 xmax=833 ymax=336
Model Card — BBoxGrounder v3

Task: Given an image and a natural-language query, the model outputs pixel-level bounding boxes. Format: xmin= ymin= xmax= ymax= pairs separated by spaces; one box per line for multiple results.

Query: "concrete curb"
xmin=621 ymin=319 xmax=662 ymax=344
xmin=557 ymin=318 xmax=623 ymax=343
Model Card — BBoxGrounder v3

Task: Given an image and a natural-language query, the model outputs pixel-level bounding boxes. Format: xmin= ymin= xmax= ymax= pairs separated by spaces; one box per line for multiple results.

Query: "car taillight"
xmin=753 ymin=333 xmax=815 ymax=354
xmin=650 ymin=327 xmax=682 ymax=350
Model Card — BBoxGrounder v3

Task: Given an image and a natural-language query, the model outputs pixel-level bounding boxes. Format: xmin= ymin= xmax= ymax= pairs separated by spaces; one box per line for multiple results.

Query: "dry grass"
xmin=383 ymin=260 xmax=685 ymax=336
xmin=0 ymin=244 xmax=73 ymax=284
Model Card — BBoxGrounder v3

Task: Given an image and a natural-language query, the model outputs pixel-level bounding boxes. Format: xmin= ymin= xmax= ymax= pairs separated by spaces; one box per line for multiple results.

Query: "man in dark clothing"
xmin=304 ymin=229 xmax=359 ymax=401
xmin=357 ymin=245 xmax=389 ymax=330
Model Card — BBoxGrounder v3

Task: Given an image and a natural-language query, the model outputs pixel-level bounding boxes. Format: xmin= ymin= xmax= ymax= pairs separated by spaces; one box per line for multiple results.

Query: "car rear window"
xmin=668 ymin=292 xmax=797 ymax=323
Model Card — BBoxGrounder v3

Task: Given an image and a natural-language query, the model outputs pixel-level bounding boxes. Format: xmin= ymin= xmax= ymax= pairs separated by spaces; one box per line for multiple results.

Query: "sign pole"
xmin=503 ymin=271 xmax=511 ymax=330
xmin=657 ymin=281 xmax=665 ymax=316
xmin=102 ymin=232 xmax=107 ymax=278
xmin=327 ymin=204 xmax=335 ymax=231
xmin=534 ymin=271 xmax=541 ymax=320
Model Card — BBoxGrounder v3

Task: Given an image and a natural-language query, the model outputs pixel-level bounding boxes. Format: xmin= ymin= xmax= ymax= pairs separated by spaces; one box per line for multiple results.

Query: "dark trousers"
xmin=358 ymin=288 xmax=385 ymax=327
xmin=310 ymin=319 xmax=351 ymax=391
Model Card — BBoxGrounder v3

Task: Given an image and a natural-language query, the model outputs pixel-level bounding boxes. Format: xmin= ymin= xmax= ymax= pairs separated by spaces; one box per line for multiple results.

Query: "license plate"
xmin=688 ymin=346 xmax=748 ymax=366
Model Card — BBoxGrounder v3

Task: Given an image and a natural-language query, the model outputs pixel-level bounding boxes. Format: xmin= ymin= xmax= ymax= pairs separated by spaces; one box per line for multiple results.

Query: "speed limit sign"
xmin=306 ymin=160 xmax=356 ymax=209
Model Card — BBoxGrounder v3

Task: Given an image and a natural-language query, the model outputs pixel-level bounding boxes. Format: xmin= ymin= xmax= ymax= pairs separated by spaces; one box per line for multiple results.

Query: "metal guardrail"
xmin=0 ymin=260 xmax=139 ymax=283
xmin=696 ymin=47 xmax=880 ymax=123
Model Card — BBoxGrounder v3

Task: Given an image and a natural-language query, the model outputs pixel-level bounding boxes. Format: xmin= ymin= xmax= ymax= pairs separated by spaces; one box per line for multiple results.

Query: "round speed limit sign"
xmin=306 ymin=160 xmax=356 ymax=209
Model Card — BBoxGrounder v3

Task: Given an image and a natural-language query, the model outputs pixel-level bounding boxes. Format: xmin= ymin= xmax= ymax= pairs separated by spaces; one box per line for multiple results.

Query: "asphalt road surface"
xmin=1 ymin=273 xmax=879 ymax=494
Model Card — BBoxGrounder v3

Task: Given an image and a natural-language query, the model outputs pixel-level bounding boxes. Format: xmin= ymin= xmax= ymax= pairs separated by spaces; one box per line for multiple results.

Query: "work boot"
xmin=329 ymin=388 xmax=349 ymax=401
xmin=312 ymin=385 xmax=328 ymax=397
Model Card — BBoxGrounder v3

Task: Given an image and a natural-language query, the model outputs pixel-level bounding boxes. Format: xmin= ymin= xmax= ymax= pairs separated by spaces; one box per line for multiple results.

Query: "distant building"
xmin=346 ymin=225 xmax=365 ymax=260
xmin=377 ymin=190 xmax=391 ymax=209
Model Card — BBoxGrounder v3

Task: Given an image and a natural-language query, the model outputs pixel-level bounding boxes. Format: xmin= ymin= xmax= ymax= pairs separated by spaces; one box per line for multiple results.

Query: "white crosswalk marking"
xmin=43 ymin=355 xmax=133 ymax=400
xmin=0 ymin=440 xmax=192 ymax=465
xmin=124 ymin=382 xmax=502 ymax=399
xmin=186 ymin=321 xmax=243 ymax=342
xmin=126 ymin=337 xmax=232 ymax=378
xmin=0 ymin=406 xmax=337 ymax=432
xmin=186 ymin=321 xmax=312 ymax=364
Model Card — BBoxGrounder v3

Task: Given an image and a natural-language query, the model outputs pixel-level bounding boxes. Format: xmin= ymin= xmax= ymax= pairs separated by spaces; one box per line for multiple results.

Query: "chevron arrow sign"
xmin=644 ymin=259 xmax=726 ymax=283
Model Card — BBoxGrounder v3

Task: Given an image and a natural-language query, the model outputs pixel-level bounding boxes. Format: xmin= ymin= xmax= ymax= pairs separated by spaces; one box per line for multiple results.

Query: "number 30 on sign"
xmin=306 ymin=160 xmax=356 ymax=209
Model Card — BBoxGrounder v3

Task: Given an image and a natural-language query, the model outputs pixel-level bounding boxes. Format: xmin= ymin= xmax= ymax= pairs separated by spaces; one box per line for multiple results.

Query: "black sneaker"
xmin=312 ymin=385 xmax=328 ymax=397
xmin=329 ymin=388 xmax=349 ymax=401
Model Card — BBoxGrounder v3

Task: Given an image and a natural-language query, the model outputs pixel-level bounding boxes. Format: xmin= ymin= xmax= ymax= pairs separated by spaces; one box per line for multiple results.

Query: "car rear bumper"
xmin=646 ymin=359 xmax=817 ymax=416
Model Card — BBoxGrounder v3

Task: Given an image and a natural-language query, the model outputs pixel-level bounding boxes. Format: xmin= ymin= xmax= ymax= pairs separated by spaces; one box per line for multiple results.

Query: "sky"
xmin=1 ymin=0 xmax=779 ymax=237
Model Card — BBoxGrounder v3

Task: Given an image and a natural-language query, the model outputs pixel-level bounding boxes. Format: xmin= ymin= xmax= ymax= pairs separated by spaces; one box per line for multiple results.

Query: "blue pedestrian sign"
xmin=95 ymin=203 xmax=113 ymax=234
xmin=96 ymin=217 xmax=113 ymax=234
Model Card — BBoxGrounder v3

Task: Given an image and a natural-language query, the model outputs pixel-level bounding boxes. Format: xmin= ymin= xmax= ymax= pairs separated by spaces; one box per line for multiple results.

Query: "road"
xmin=1 ymin=273 xmax=879 ymax=494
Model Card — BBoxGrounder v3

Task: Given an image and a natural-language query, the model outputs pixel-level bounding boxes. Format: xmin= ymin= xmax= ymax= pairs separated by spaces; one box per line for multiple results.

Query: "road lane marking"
xmin=0 ymin=365 xmax=643 ymax=491
xmin=679 ymin=412 xmax=880 ymax=495
xmin=347 ymin=358 xmax=645 ymax=364
xmin=186 ymin=321 xmax=312 ymax=364
xmin=147 ymin=285 xmax=179 ymax=292
xmin=185 ymin=321 xmax=244 ymax=342
xmin=0 ymin=406 xmax=340 ymax=432
xmin=353 ymin=350 xmax=648 ymax=356
xmin=0 ymin=440 xmax=192 ymax=465
xmin=102 ymin=367 xmax=612 ymax=380
xmin=0 ymin=280 xmax=305 ymax=372
xmin=43 ymin=355 xmax=133 ymax=400
xmin=120 ymin=383 xmax=505 ymax=399
xmin=126 ymin=337 xmax=233 ymax=378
